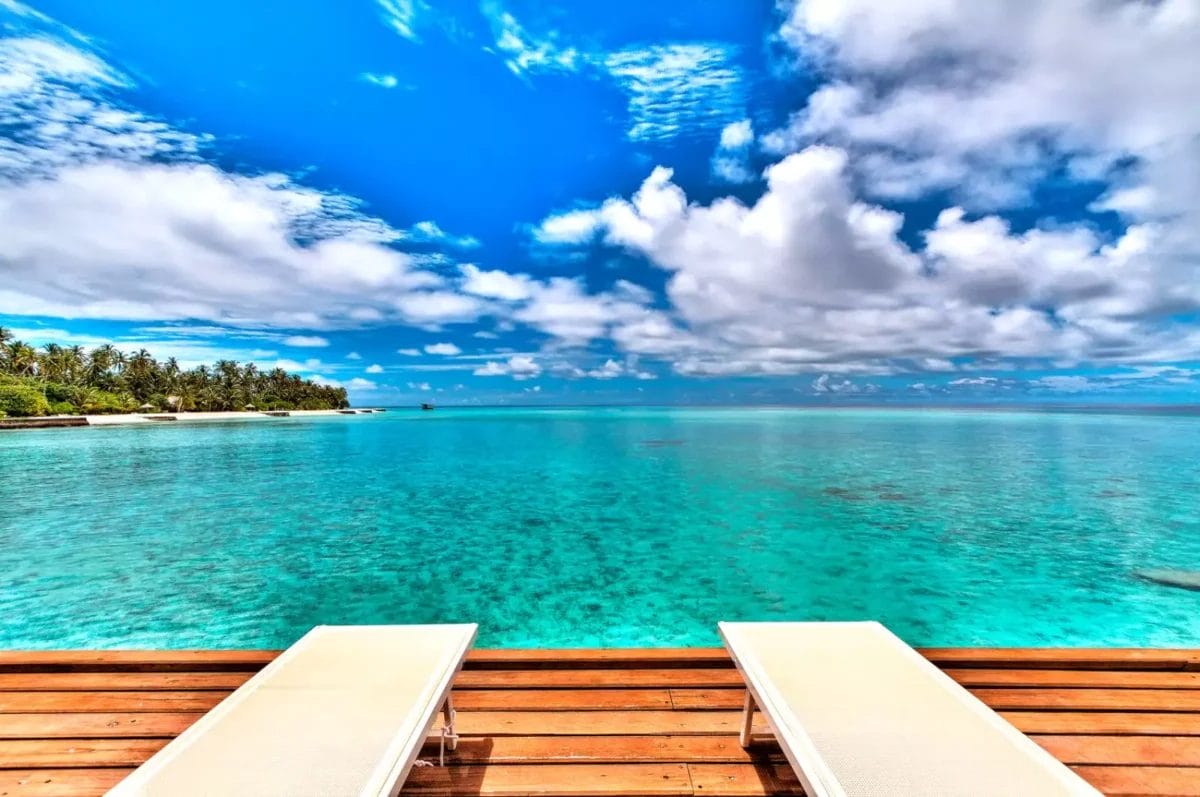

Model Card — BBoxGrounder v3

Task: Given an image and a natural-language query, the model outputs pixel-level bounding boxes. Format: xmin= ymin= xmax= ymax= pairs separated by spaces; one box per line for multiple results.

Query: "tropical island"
xmin=0 ymin=326 xmax=349 ymax=418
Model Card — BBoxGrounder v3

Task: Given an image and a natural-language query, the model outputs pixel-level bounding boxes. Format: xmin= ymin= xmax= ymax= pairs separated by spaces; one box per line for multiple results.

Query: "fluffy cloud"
xmin=424 ymin=342 xmax=462 ymax=355
xmin=0 ymin=17 xmax=491 ymax=332
xmin=365 ymin=364 xmax=384 ymax=374
xmin=397 ymin=348 xmax=421 ymax=356
xmin=513 ymin=278 xmax=656 ymax=346
xmin=541 ymin=143 xmax=1199 ymax=375
xmin=712 ymin=119 xmax=755 ymax=183
xmin=532 ymin=209 xmax=601 ymax=245
xmin=473 ymin=355 xmax=542 ymax=380
xmin=459 ymin=264 xmax=533 ymax=301
xmin=282 ymin=335 xmax=330 ymax=347
xmin=770 ymin=0 xmax=1200 ymax=213
xmin=406 ymin=381 xmax=432 ymax=391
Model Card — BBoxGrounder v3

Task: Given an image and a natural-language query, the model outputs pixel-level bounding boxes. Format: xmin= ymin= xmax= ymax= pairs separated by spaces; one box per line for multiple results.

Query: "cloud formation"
xmin=537 ymin=142 xmax=1199 ymax=375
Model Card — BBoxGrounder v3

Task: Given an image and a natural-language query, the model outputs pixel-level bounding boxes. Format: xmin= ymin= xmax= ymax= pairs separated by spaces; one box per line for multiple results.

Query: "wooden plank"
xmin=946 ymin=669 xmax=1200 ymax=689
xmin=0 ymin=738 xmax=168 ymax=768
xmin=0 ymin=651 xmax=275 ymax=673
xmin=1071 ymin=765 xmax=1200 ymax=796
xmin=0 ymin=673 xmax=252 ymax=692
xmin=0 ymin=712 xmax=202 ymax=739
xmin=400 ymin=763 xmax=694 ymax=796
xmin=453 ymin=690 xmax=672 ymax=711
xmin=921 ymin=649 xmax=1200 ymax=671
xmin=973 ymin=688 xmax=1200 ymax=712
xmin=0 ymin=768 xmax=131 ymax=796
xmin=1033 ymin=735 xmax=1200 ymax=766
xmin=451 ymin=711 xmax=748 ymax=737
xmin=465 ymin=649 xmax=733 ymax=669
xmin=456 ymin=670 xmax=745 ymax=690
xmin=1003 ymin=712 xmax=1200 ymax=736
xmin=422 ymin=736 xmax=778 ymax=765
xmin=677 ymin=686 xmax=1200 ymax=715
xmin=0 ymin=691 xmax=229 ymax=714
xmin=686 ymin=764 xmax=804 ymax=797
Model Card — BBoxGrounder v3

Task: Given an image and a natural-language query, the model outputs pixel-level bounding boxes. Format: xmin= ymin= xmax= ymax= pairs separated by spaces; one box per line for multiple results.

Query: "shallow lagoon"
xmin=2 ymin=408 xmax=1198 ymax=648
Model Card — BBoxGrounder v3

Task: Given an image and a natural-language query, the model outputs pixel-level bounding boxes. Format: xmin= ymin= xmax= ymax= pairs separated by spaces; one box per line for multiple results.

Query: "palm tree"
xmin=0 ymin=332 xmax=348 ymax=415
xmin=4 ymin=342 xmax=37 ymax=376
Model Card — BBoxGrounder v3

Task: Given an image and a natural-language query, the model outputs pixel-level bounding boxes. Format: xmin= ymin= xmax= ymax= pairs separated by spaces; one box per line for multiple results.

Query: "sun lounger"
xmin=109 ymin=623 xmax=477 ymax=796
xmin=719 ymin=621 xmax=1101 ymax=796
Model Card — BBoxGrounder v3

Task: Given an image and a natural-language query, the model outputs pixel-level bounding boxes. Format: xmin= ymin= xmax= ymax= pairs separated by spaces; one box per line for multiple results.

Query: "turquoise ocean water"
xmin=2 ymin=408 xmax=1199 ymax=649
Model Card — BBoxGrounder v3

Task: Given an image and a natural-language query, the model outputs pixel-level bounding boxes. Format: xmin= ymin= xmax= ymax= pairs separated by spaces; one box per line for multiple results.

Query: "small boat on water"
xmin=421 ymin=403 xmax=435 ymax=411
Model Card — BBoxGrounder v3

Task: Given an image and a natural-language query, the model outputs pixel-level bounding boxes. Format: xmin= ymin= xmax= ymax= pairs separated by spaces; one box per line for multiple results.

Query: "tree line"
xmin=0 ymin=327 xmax=349 ymax=417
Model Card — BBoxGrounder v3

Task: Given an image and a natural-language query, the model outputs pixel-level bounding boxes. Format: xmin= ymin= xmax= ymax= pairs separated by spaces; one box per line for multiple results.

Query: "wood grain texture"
xmin=2 ymin=647 xmax=1199 ymax=797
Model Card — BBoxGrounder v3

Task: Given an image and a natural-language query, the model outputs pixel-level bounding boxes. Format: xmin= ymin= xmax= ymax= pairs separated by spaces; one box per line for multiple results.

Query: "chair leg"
xmin=739 ymin=690 xmax=755 ymax=748
xmin=440 ymin=695 xmax=459 ymax=765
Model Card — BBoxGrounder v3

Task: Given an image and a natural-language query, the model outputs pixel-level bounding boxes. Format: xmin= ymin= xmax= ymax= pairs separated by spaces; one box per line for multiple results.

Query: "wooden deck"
xmin=1 ymin=648 xmax=1199 ymax=796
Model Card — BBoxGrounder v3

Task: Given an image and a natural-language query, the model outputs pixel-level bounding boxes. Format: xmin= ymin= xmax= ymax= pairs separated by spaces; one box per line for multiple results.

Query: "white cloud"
xmin=812 ymin=374 xmax=877 ymax=394
xmin=1032 ymin=375 xmax=1096 ymax=393
xmin=770 ymin=0 xmax=1200 ymax=214
xmin=424 ymin=342 xmax=461 ymax=355
xmin=583 ymin=359 xmax=622 ymax=379
xmin=604 ymin=44 xmax=746 ymax=142
xmin=481 ymin=2 xmax=579 ymax=76
xmin=0 ymin=18 xmax=489 ymax=333
xmin=459 ymin=263 xmax=533 ymax=301
xmin=514 ymin=278 xmax=655 ymax=346
xmin=376 ymin=0 xmax=426 ymax=42
xmin=473 ymin=355 xmax=542 ymax=380
xmin=532 ymin=209 xmax=601 ymax=245
xmin=719 ymin=119 xmax=754 ymax=150
xmin=360 ymin=72 xmax=399 ymax=89
xmin=282 ymin=335 xmax=329 ymax=347
xmin=391 ymin=291 xmax=487 ymax=326
xmin=346 ymin=351 xmax=362 ymax=360
xmin=478 ymin=7 xmax=745 ymax=143
xmin=396 ymin=348 xmax=421 ymax=356
xmin=273 ymin=358 xmax=321 ymax=373
xmin=347 ymin=377 xmax=377 ymax=390
xmin=406 ymin=381 xmax=432 ymax=391
xmin=546 ymin=143 xmax=1200 ymax=376
xmin=365 ymin=364 xmax=384 ymax=374
xmin=407 ymin=220 xmax=480 ymax=249
xmin=712 ymin=119 xmax=756 ymax=184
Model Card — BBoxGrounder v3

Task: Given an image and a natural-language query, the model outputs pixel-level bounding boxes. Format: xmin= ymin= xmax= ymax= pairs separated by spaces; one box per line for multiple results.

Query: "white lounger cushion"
xmin=720 ymin=621 xmax=1101 ymax=797
xmin=108 ymin=624 xmax=477 ymax=797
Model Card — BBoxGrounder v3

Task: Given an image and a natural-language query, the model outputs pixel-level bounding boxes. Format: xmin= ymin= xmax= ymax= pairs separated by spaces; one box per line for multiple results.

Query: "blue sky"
xmin=1 ymin=0 xmax=1198 ymax=405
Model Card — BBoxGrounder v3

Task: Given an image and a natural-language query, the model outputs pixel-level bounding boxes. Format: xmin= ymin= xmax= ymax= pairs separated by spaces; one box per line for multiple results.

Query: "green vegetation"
xmin=0 ymin=327 xmax=349 ymax=417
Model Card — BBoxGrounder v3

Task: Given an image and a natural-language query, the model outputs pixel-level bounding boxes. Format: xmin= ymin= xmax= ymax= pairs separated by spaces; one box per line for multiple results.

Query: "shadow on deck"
xmin=0 ymin=647 xmax=1198 ymax=796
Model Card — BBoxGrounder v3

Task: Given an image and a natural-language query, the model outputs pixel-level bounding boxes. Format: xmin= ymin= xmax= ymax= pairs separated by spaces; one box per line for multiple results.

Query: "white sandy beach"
xmin=83 ymin=409 xmax=385 ymax=425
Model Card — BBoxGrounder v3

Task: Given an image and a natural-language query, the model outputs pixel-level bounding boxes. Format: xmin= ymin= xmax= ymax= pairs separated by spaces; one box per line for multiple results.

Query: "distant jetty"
xmin=0 ymin=408 xmax=387 ymax=431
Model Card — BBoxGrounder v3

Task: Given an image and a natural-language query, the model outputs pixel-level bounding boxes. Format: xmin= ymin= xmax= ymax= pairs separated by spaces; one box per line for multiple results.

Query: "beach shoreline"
xmin=0 ymin=408 xmax=385 ymax=429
